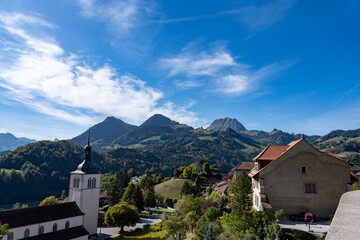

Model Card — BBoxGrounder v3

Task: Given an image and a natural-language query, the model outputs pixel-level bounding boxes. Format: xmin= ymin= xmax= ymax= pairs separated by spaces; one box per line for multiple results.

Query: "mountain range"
xmin=1 ymin=114 xmax=359 ymax=205
xmin=0 ymin=133 xmax=36 ymax=152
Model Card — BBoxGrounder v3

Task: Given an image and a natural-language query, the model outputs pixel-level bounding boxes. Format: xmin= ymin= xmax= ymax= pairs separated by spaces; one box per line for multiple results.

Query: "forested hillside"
xmin=0 ymin=128 xmax=262 ymax=205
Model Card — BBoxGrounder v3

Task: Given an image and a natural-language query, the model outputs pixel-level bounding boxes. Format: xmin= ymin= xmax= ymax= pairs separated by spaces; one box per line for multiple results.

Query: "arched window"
xmin=53 ymin=223 xmax=58 ymax=232
xmin=38 ymin=226 xmax=44 ymax=235
xmin=8 ymin=232 xmax=14 ymax=240
xmin=76 ymin=178 xmax=80 ymax=188
xmin=65 ymin=221 xmax=70 ymax=229
xmin=24 ymin=229 xmax=30 ymax=238
xmin=87 ymin=178 xmax=91 ymax=188
xmin=92 ymin=177 xmax=96 ymax=188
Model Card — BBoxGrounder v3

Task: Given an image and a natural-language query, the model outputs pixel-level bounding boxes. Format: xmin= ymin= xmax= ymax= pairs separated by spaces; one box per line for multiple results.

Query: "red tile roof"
xmin=324 ymin=152 xmax=345 ymax=161
xmin=235 ymin=162 xmax=255 ymax=171
xmin=253 ymin=145 xmax=288 ymax=161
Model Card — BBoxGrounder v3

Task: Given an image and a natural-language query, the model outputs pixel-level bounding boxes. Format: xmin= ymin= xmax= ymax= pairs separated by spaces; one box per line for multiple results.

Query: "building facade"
xmin=249 ymin=136 xmax=351 ymax=218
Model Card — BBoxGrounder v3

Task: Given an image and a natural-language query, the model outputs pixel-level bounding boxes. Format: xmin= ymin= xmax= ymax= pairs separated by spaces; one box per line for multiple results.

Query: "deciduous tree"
xmin=39 ymin=196 xmax=62 ymax=206
xmin=104 ymin=202 xmax=139 ymax=232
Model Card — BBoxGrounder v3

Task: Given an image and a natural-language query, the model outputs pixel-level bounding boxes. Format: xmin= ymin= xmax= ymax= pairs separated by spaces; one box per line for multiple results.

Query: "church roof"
xmin=19 ymin=226 xmax=89 ymax=240
xmin=0 ymin=202 xmax=84 ymax=229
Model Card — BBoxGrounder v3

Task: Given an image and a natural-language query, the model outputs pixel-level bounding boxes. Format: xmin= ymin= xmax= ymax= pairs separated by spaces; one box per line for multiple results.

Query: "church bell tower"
xmin=68 ymin=131 xmax=101 ymax=236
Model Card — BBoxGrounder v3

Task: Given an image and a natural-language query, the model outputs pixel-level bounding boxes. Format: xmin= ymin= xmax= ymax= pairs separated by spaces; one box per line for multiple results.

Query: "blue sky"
xmin=0 ymin=0 xmax=359 ymax=140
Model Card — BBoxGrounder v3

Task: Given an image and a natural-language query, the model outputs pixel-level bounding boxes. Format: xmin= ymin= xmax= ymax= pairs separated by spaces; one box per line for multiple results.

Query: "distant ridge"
xmin=207 ymin=117 xmax=247 ymax=132
xmin=141 ymin=114 xmax=179 ymax=127
xmin=0 ymin=133 xmax=36 ymax=151
xmin=69 ymin=116 xmax=136 ymax=149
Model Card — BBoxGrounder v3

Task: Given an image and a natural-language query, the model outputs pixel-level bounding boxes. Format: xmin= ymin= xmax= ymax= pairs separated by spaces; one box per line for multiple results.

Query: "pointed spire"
xmin=87 ymin=127 xmax=90 ymax=146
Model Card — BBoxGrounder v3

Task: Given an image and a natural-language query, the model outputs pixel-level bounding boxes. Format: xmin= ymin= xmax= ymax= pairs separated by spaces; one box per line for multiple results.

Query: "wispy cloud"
xmin=160 ymin=48 xmax=238 ymax=77
xmin=0 ymin=12 xmax=200 ymax=126
xmin=228 ymin=0 xmax=296 ymax=32
xmin=155 ymin=0 xmax=295 ymax=33
xmin=77 ymin=0 xmax=158 ymax=56
xmin=159 ymin=43 xmax=293 ymax=95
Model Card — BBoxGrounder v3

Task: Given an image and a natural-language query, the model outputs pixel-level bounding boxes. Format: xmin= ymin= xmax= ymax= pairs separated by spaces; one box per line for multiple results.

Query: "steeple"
xmin=74 ymin=128 xmax=98 ymax=174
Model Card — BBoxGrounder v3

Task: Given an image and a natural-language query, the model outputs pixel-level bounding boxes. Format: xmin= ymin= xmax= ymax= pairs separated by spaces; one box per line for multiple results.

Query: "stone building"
xmin=249 ymin=136 xmax=351 ymax=218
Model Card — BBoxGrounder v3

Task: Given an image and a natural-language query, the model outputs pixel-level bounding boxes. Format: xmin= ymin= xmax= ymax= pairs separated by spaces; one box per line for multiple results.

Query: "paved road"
xmin=278 ymin=220 xmax=330 ymax=239
xmin=96 ymin=218 xmax=162 ymax=239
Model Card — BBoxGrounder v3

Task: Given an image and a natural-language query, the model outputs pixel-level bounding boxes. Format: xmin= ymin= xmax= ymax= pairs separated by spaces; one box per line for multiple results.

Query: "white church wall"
xmin=5 ymin=215 xmax=84 ymax=240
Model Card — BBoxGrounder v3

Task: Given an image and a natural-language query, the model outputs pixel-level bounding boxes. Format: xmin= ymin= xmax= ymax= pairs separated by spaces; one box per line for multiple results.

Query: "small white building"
xmin=0 ymin=136 xmax=101 ymax=240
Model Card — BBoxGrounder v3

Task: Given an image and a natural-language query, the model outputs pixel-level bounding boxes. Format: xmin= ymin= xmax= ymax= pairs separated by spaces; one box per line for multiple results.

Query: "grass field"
xmin=154 ymin=178 xmax=191 ymax=200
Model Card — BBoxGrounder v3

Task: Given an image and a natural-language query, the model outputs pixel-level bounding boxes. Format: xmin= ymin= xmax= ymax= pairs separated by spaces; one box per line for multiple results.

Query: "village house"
xmin=249 ymin=136 xmax=351 ymax=219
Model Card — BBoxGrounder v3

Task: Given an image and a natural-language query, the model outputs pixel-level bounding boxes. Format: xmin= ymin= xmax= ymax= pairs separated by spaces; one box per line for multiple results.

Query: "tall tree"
xmin=144 ymin=187 xmax=156 ymax=209
xmin=104 ymin=202 xmax=140 ymax=233
xmin=203 ymin=225 xmax=216 ymax=240
xmin=229 ymin=171 xmax=252 ymax=216
xmin=122 ymin=183 xmax=144 ymax=211
xmin=108 ymin=169 xmax=130 ymax=205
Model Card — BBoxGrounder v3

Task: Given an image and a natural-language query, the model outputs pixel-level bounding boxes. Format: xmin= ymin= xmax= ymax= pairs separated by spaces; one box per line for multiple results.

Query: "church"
xmin=0 ymin=137 xmax=101 ymax=240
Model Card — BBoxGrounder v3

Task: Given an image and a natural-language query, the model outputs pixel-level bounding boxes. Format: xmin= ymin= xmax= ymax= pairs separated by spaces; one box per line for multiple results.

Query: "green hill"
xmin=155 ymin=178 xmax=192 ymax=200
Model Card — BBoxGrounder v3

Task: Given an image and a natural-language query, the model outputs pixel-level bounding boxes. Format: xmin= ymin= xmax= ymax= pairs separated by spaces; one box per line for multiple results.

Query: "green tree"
xmin=203 ymin=225 xmax=216 ymax=240
xmin=203 ymin=162 xmax=211 ymax=176
xmin=176 ymin=231 xmax=183 ymax=240
xmin=229 ymin=171 xmax=251 ymax=216
xmin=176 ymin=195 xmax=204 ymax=216
xmin=205 ymin=206 xmax=219 ymax=222
xmin=182 ymin=166 xmax=192 ymax=179
xmin=108 ymin=169 xmax=130 ymax=205
xmin=144 ymin=187 xmax=156 ymax=209
xmin=122 ymin=183 xmax=144 ymax=211
xmin=181 ymin=181 xmax=195 ymax=196
xmin=12 ymin=202 xmax=21 ymax=209
xmin=39 ymin=196 xmax=62 ymax=206
xmin=104 ymin=202 xmax=140 ymax=232
xmin=218 ymin=196 xmax=225 ymax=212
xmin=162 ymin=215 xmax=184 ymax=238
xmin=0 ymin=221 xmax=10 ymax=240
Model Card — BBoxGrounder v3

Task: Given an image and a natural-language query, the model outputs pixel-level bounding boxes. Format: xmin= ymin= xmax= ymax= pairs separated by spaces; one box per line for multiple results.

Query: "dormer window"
xmin=301 ymin=167 xmax=306 ymax=174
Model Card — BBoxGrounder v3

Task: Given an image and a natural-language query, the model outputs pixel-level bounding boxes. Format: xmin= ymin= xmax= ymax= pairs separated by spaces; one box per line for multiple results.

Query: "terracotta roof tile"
xmin=235 ymin=162 xmax=255 ymax=171
xmin=253 ymin=145 xmax=288 ymax=161
xmin=324 ymin=152 xmax=345 ymax=161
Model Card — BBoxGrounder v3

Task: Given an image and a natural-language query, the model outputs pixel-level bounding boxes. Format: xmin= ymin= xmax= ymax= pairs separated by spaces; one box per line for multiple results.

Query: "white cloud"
xmin=159 ymin=44 xmax=293 ymax=95
xmin=77 ymin=0 xmax=158 ymax=57
xmin=228 ymin=0 xmax=296 ymax=32
xmin=0 ymin=12 xmax=199 ymax=127
xmin=216 ymin=75 xmax=249 ymax=94
xmin=78 ymin=0 xmax=141 ymax=34
xmin=160 ymin=49 xmax=237 ymax=77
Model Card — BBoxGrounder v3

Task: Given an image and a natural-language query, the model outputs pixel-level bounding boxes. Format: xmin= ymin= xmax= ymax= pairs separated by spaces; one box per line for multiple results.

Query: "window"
xmin=53 ymin=223 xmax=58 ymax=232
xmin=92 ymin=177 xmax=96 ymax=188
xmin=305 ymin=183 xmax=316 ymax=193
xmin=24 ymin=229 xmax=30 ymax=238
xmin=65 ymin=221 xmax=70 ymax=229
xmin=38 ymin=226 xmax=44 ymax=235
xmin=73 ymin=178 xmax=80 ymax=188
xmin=88 ymin=178 xmax=91 ymax=188
xmin=8 ymin=232 xmax=14 ymax=240
xmin=302 ymin=167 xmax=306 ymax=174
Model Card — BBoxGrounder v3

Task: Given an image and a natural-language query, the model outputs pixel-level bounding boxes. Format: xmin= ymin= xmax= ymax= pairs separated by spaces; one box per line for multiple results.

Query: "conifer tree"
xmin=230 ymin=171 xmax=252 ymax=216
xmin=203 ymin=225 xmax=216 ymax=240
